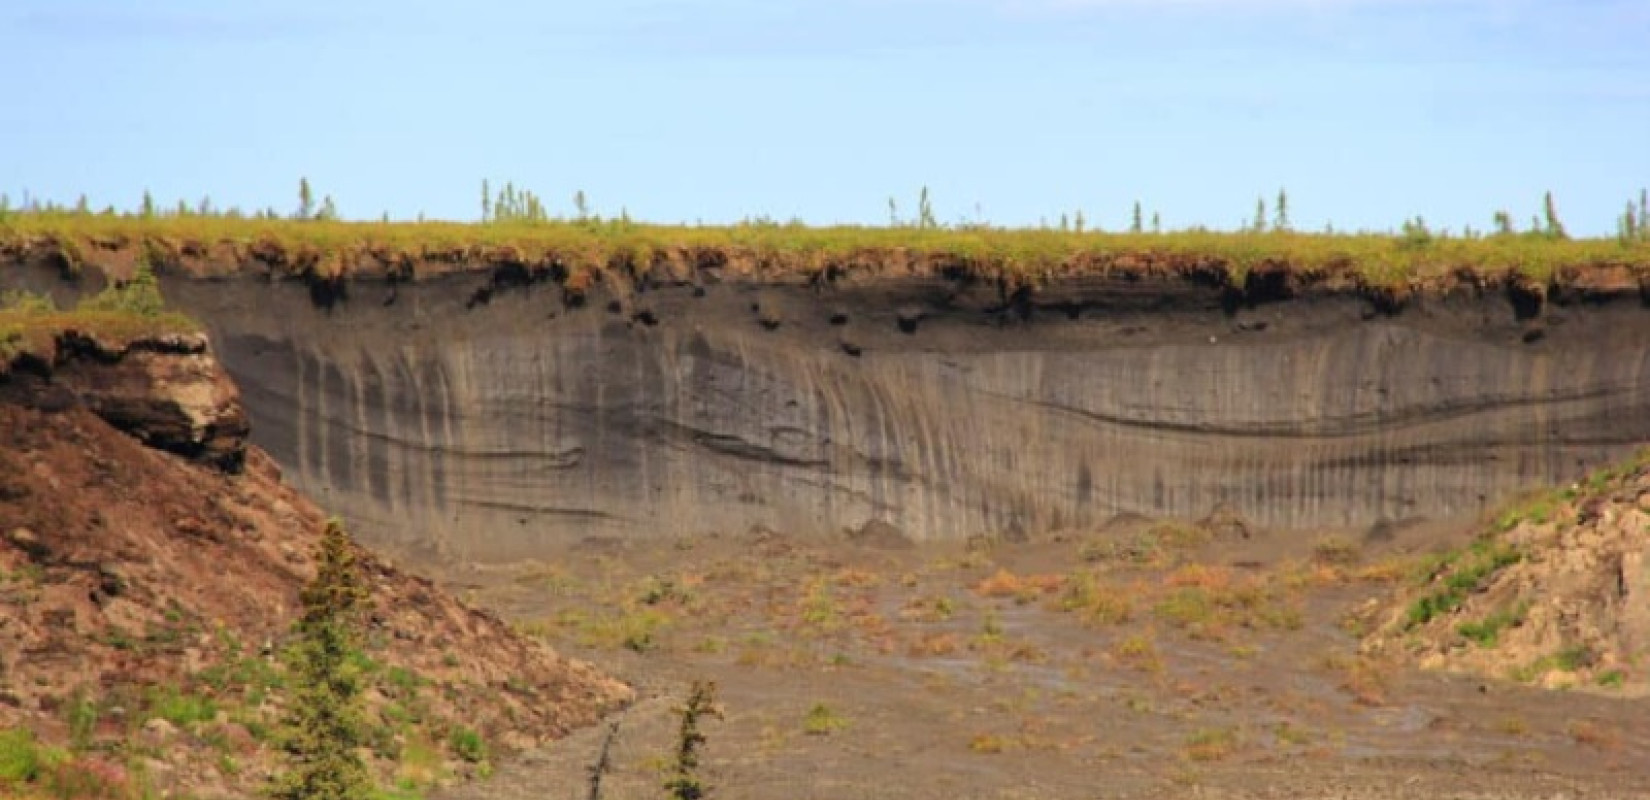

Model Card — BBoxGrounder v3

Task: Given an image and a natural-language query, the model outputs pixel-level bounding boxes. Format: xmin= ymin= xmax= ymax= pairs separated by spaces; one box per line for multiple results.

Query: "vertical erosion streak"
xmin=216 ymin=293 xmax=1650 ymax=557
xmin=293 ymin=345 xmax=310 ymax=488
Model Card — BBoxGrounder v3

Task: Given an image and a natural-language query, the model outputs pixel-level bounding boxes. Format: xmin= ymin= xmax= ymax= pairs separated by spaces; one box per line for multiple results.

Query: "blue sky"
xmin=3 ymin=0 xmax=1647 ymax=234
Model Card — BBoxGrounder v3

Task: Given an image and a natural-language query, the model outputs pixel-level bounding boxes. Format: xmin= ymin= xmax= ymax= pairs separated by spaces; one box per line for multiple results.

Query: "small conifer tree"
xmin=1130 ymin=201 xmax=1143 ymax=234
xmin=298 ymin=178 xmax=315 ymax=220
xmin=1542 ymin=191 xmax=1567 ymax=239
xmin=663 ymin=681 xmax=721 ymax=800
xmin=1274 ymin=188 xmax=1290 ymax=232
xmin=271 ymin=519 xmax=373 ymax=800
xmin=918 ymin=186 xmax=936 ymax=230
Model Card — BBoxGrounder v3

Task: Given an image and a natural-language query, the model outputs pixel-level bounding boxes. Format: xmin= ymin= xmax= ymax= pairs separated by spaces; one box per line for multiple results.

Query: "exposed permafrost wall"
xmin=160 ymin=272 xmax=1650 ymax=559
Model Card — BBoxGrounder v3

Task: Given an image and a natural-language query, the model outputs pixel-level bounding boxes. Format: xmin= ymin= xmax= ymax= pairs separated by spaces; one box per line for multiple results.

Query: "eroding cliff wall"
xmin=124 ymin=268 xmax=1650 ymax=561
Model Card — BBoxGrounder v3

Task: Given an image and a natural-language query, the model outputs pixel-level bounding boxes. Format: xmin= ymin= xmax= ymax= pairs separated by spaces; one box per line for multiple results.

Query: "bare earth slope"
xmin=0 ymin=330 xmax=630 ymax=797
xmin=1363 ymin=453 xmax=1650 ymax=695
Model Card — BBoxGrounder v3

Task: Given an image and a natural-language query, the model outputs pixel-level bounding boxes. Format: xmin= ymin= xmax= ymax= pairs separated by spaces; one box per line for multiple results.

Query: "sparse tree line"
xmin=2 ymin=179 xmax=1648 ymax=245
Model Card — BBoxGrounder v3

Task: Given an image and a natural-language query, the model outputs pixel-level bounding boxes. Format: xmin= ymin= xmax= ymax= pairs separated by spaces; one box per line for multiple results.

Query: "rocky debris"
xmin=846 ymin=519 xmax=913 ymax=549
xmin=0 ymin=337 xmax=630 ymax=797
xmin=1 ymin=330 xmax=248 ymax=471
xmin=1361 ymin=455 xmax=1650 ymax=695
xmin=1199 ymin=504 xmax=1255 ymax=541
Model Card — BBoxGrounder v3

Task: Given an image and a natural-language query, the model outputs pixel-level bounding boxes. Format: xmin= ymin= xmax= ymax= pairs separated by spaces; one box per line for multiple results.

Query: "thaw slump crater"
xmin=145 ymin=268 xmax=1650 ymax=559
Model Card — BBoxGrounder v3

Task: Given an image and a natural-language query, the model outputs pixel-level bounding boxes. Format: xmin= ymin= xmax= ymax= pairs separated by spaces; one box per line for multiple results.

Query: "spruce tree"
xmin=1542 ymin=191 xmax=1567 ymax=239
xmin=1130 ymin=201 xmax=1143 ymax=234
xmin=271 ymin=519 xmax=373 ymax=800
xmin=663 ymin=681 xmax=721 ymax=800
xmin=298 ymin=178 xmax=315 ymax=221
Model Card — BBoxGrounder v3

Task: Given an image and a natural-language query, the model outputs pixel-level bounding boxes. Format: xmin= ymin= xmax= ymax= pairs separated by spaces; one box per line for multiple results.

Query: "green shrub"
xmin=1154 ymin=587 xmax=1214 ymax=628
xmin=664 ymin=681 xmax=720 ymax=800
xmin=77 ymin=263 xmax=166 ymax=317
xmin=448 ymin=727 xmax=487 ymax=764
xmin=803 ymin=703 xmax=848 ymax=736
xmin=1554 ymin=644 xmax=1594 ymax=672
xmin=1405 ymin=538 xmax=1522 ymax=629
xmin=0 ymin=728 xmax=43 ymax=782
xmin=0 ymin=290 xmax=55 ymax=314
xmin=146 ymin=685 xmax=218 ymax=727
xmin=271 ymin=519 xmax=373 ymax=800
xmin=1456 ymin=601 xmax=1529 ymax=647
xmin=66 ymin=692 xmax=98 ymax=750
xmin=0 ymin=729 xmax=69 ymax=785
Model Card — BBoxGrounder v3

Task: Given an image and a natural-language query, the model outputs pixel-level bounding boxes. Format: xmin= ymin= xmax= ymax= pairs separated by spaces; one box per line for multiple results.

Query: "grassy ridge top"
xmin=4 ymin=211 xmax=1650 ymax=288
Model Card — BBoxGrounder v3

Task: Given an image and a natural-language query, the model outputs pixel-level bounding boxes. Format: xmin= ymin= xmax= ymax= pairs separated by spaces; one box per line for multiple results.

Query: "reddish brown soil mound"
xmin=0 ymin=333 xmax=630 ymax=797
xmin=1361 ymin=455 xmax=1650 ymax=695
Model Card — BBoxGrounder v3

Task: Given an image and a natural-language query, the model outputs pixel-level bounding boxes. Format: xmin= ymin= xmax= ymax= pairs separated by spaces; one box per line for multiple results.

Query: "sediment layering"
xmin=8 ymin=237 xmax=1650 ymax=559
xmin=125 ymin=264 xmax=1647 ymax=560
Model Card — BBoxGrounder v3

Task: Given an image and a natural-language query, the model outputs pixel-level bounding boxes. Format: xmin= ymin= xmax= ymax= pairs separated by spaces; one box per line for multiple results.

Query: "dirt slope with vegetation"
xmin=0 ymin=305 xmax=630 ymax=798
xmin=1362 ymin=453 xmax=1650 ymax=695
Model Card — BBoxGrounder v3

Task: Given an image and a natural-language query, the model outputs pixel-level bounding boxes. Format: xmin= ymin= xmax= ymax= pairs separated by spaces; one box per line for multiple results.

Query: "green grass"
xmin=1154 ymin=588 xmax=1215 ymax=628
xmin=802 ymin=703 xmax=848 ymax=735
xmin=447 ymin=726 xmax=487 ymax=764
xmin=145 ymin=685 xmax=219 ymax=728
xmin=1511 ymin=644 xmax=1599 ymax=683
xmin=1492 ymin=489 xmax=1567 ymax=533
xmin=0 ymin=267 xmax=198 ymax=370
xmin=0 ymin=729 xmax=68 ymax=784
xmin=5 ymin=209 xmax=1649 ymax=289
xmin=1456 ymin=600 xmax=1530 ymax=648
xmin=1405 ymin=538 xmax=1523 ymax=629
xmin=1183 ymin=727 xmax=1241 ymax=761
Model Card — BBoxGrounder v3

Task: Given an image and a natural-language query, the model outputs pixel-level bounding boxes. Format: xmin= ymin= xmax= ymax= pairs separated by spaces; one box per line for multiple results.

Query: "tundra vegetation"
xmin=1 ymin=181 xmax=1647 ymax=290
xmin=0 ymin=262 xmax=199 ymax=369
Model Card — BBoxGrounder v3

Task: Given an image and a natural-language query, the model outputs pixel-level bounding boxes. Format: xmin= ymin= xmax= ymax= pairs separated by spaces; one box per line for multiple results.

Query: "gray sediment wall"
xmin=118 ymin=266 xmax=1650 ymax=560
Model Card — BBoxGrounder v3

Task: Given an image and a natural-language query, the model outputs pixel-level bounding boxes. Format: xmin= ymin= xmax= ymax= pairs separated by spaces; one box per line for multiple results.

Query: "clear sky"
xmin=4 ymin=0 xmax=1647 ymax=235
